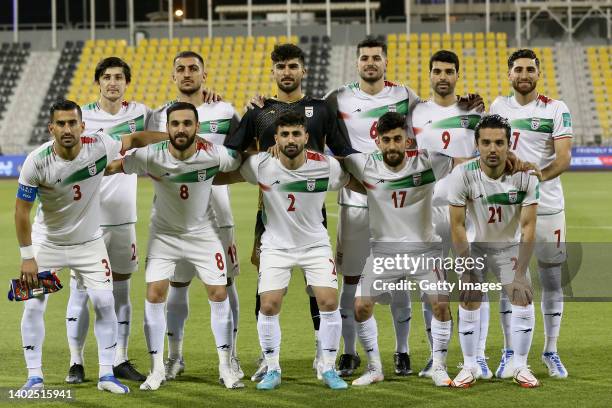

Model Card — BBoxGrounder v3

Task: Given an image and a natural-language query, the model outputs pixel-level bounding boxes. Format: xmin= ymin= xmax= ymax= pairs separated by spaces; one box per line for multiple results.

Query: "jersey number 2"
xmin=287 ymin=193 xmax=296 ymax=212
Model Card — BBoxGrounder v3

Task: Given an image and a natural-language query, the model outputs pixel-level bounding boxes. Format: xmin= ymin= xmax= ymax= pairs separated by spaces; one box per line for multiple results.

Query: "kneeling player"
xmin=448 ymin=114 xmax=540 ymax=388
xmin=216 ymin=112 xmax=360 ymax=390
xmin=106 ymin=102 xmax=243 ymax=391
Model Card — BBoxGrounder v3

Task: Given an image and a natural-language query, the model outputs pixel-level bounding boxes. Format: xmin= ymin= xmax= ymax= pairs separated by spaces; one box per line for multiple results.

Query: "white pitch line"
xmin=327 ymin=212 xmax=338 ymax=218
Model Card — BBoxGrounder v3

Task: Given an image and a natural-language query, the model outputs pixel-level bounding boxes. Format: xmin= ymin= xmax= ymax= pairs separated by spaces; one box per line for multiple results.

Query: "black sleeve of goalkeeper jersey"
xmin=324 ymin=91 xmax=357 ymax=156
xmin=224 ymin=108 xmax=257 ymax=152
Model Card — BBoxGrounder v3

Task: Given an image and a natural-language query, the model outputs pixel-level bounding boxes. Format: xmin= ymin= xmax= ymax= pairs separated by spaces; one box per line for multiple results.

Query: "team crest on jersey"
xmin=388 ymin=104 xmax=397 ymax=113
xmin=530 ymin=118 xmax=540 ymax=131
xmin=197 ymin=170 xmax=206 ymax=182
xmin=508 ymin=190 xmax=518 ymax=203
xmin=128 ymin=120 xmax=136 ymax=133
xmin=88 ymin=162 xmax=97 ymax=176
xmin=460 ymin=116 xmax=469 ymax=128
xmin=210 ymin=121 xmax=218 ymax=133
xmin=305 ymin=106 xmax=313 ymax=118
xmin=306 ymin=178 xmax=316 ymax=191
xmin=412 ymin=172 xmax=422 ymax=186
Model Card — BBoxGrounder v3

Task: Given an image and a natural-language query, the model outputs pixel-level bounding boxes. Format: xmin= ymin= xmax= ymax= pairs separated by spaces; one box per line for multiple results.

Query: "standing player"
xmin=224 ymin=43 xmax=353 ymax=381
xmin=326 ymin=37 xmax=422 ymax=377
xmin=106 ymin=102 xmax=243 ymax=391
xmin=343 ymin=112 xmax=463 ymax=387
xmin=411 ymin=50 xmax=487 ymax=378
xmin=148 ymin=51 xmax=243 ymax=380
xmin=16 ymin=100 xmax=165 ymax=392
xmin=218 ymin=111 xmax=355 ymax=390
xmin=448 ymin=114 xmax=540 ymax=388
xmin=64 ymin=57 xmax=149 ymax=384
xmin=490 ymin=49 xmax=572 ymax=379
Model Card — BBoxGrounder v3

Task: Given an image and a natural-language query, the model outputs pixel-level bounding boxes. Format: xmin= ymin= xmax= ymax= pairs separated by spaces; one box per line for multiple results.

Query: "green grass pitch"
xmin=0 ymin=173 xmax=611 ymax=407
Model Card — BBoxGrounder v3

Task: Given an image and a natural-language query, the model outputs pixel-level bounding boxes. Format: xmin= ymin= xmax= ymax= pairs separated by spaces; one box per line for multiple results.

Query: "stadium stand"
xmin=0 ymin=42 xmax=31 ymax=121
xmin=64 ymin=35 xmax=322 ymax=112
xmin=29 ymin=41 xmax=82 ymax=145
xmin=385 ymin=32 xmax=560 ymax=110
xmin=586 ymin=46 xmax=612 ymax=140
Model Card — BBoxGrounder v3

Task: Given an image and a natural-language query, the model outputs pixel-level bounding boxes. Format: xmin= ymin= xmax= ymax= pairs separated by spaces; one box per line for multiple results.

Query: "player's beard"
xmin=360 ymin=66 xmax=384 ymax=84
xmin=56 ymin=132 xmax=79 ymax=149
xmin=281 ymin=143 xmax=304 ymax=159
xmin=382 ymin=149 xmax=404 ymax=167
xmin=434 ymin=81 xmax=454 ymax=97
xmin=170 ymin=131 xmax=196 ymax=151
xmin=277 ymin=77 xmax=300 ymax=93
xmin=512 ymin=79 xmax=537 ymax=95
xmin=179 ymin=80 xmax=201 ymax=96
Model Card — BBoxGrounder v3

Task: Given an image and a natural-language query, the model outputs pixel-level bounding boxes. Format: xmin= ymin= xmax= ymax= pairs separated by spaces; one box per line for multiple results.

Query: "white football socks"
xmin=421 ymin=298 xmax=434 ymax=352
xmin=431 ymin=317 xmax=451 ymax=367
xmin=257 ymin=312 xmax=281 ymax=371
xmin=478 ymin=293 xmax=490 ymax=357
xmin=66 ymin=278 xmax=89 ymax=366
xmin=339 ymin=283 xmax=358 ymax=355
xmin=319 ymin=310 xmax=342 ymax=372
xmin=499 ymin=292 xmax=513 ymax=350
xmin=22 ymin=295 xmax=48 ymax=374
xmin=226 ymin=282 xmax=240 ymax=357
xmin=511 ymin=304 xmax=535 ymax=368
xmin=458 ymin=306 xmax=481 ymax=369
xmin=112 ymin=279 xmax=131 ymax=365
xmin=540 ymin=263 xmax=563 ymax=353
xmin=144 ymin=300 xmax=166 ymax=374
xmin=209 ymin=298 xmax=233 ymax=366
xmin=88 ymin=289 xmax=118 ymax=370
xmin=390 ymin=289 xmax=411 ymax=354
xmin=166 ymin=285 xmax=189 ymax=360
xmin=356 ymin=316 xmax=381 ymax=369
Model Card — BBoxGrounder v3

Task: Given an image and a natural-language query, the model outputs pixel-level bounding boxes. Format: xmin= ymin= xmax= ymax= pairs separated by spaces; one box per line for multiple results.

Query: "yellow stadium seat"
xmin=387 ymin=34 xmax=397 ymax=42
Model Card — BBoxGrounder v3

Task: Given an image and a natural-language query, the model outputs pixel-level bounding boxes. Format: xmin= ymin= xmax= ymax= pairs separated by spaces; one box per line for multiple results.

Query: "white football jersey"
xmin=82 ymin=101 xmax=151 ymax=226
xmin=412 ymin=101 xmax=480 ymax=158
xmin=327 ymin=81 xmax=420 ymax=207
xmin=447 ymin=158 xmax=539 ymax=243
xmin=122 ymin=139 xmax=241 ymax=235
xmin=344 ymin=149 xmax=452 ymax=249
xmin=19 ymin=133 xmax=123 ymax=245
xmin=489 ymin=94 xmax=572 ymax=213
xmin=240 ymin=151 xmax=349 ymax=250
xmin=149 ymin=100 xmax=240 ymax=227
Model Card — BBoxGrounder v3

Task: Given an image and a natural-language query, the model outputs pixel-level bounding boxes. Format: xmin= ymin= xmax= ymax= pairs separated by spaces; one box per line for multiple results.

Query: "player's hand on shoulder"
xmin=520 ymin=162 xmax=543 ymax=181
xmin=457 ymin=93 xmax=485 ymax=112
xmin=202 ymin=88 xmax=222 ymax=103
xmin=267 ymin=144 xmax=280 ymax=159
xmin=245 ymin=94 xmax=266 ymax=111
xmin=20 ymin=258 xmax=39 ymax=289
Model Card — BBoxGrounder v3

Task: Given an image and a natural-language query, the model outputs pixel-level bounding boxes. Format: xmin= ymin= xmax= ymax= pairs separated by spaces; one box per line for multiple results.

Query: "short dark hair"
xmin=173 ymin=50 xmax=205 ymax=67
xmin=166 ymin=101 xmax=199 ymax=123
xmin=357 ymin=36 xmax=387 ymax=57
xmin=94 ymin=56 xmax=132 ymax=84
xmin=376 ymin=112 xmax=406 ymax=136
xmin=508 ymin=48 xmax=540 ymax=70
xmin=49 ymin=99 xmax=82 ymax=122
xmin=474 ymin=114 xmax=511 ymax=144
xmin=429 ymin=50 xmax=460 ymax=73
xmin=274 ymin=111 xmax=306 ymax=132
xmin=271 ymin=43 xmax=306 ymax=66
